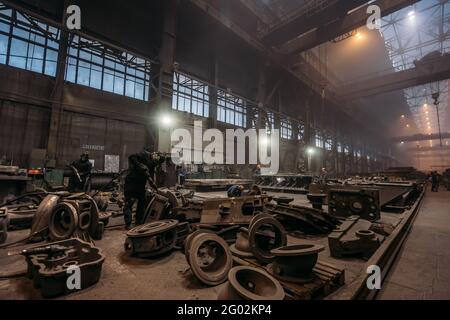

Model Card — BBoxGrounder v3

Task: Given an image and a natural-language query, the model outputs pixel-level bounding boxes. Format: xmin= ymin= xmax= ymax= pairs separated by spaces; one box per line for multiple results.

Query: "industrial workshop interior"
xmin=1 ymin=0 xmax=450 ymax=307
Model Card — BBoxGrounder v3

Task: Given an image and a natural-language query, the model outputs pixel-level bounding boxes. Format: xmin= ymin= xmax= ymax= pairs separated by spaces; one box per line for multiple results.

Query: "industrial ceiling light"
xmin=355 ymin=32 xmax=363 ymax=41
xmin=160 ymin=114 xmax=174 ymax=127
xmin=306 ymin=147 xmax=315 ymax=155
xmin=408 ymin=11 xmax=416 ymax=21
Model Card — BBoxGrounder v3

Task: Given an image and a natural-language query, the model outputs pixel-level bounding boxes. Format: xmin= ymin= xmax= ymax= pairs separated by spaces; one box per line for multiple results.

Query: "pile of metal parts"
xmin=125 ymin=219 xmax=189 ymax=258
xmin=30 ymin=193 xmax=110 ymax=243
xmin=256 ymin=174 xmax=313 ymax=194
xmin=309 ymin=180 xmax=424 ymax=216
xmin=23 ymin=238 xmax=105 ymax=298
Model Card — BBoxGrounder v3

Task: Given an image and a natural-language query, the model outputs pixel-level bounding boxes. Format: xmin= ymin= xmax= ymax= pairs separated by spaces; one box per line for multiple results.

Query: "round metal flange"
xmin=248 ymin=214 xmax=287 ymax=264
xmin=127 ymin=219 xmax=179 ymax=238
xmin=218 ymin=266 xmax=285 ymax=300
xmin=187 ymin=232 xmax=232 ymax=286
xmin=184 ymin=229 xmax=216 ymax=264
xmin=230 ymin=229 xmax=254 ymax=259
xmin=268 ymin=244 xmax=325 ymax=284
xmin=355 ymin=229 xmax=376 ymax=239
xmin=49 ymin=202 xmax=78 ymax=240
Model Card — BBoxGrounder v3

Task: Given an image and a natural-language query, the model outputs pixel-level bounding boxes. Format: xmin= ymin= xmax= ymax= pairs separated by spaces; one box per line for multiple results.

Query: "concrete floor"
xmin=378 ymin=189 xmax=450 ymax=300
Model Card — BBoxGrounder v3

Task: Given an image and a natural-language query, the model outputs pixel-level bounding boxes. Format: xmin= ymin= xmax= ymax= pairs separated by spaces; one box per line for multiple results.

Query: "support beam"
xmin=259 ymin=0 xmax=368 ymax=47
xmin=280 ymin=0 xmax=419 ymax=54
xmin=340 ymin=53 xmax=450 ymax=101
xmin=393 ymin=132 xmax=450 ymax=143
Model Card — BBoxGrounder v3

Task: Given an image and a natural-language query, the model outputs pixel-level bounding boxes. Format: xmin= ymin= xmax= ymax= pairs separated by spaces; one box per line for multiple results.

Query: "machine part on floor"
xmin=230 ymin=228 xmax=255 ymax=259
xmin=125 ymin=219 xmax=179 ymax=257
xmin=29 ymin=194 xmax=61 ymax=241
xmin=328 ymin=189 xmax=380 ymax=221
xmin=185 ymin=179 xmax=254 ymax=191
xmin=218 ymin=266 xmax=285 ymax=300
xmin=248 ymin=213 xmax=287 ymax=264
xmin=256 ymin=174 xmax=313 ymax=194
xmin=0 ymin=207 xmax=8 ymax=244
xmin=186 ymin=232 xmax=233 ymax=286
xmin=184 ymin=229 xmax=216 ymax=261
xmin=143 ymin=193 xmax=171 ymax=223
xmin=328 ymin=216 xmax=384 ymax=259
xmin=158 ymin=188 xmax=187 ymax=209
xmin=273 ymin=196 xmax=294 ymax=205
xmin=5 ymin=203 xmax=37 ymax=229
xmin=175 ymin=221 xmax=191 ymax=247
xmin=369 ymin=222 xmax=395 ymax=237
xmin=24 ymin=238 xmax=105 ymax=298
xmin=200 ymin=195 xmax=272 ymax=225
xmin=307 ymin=193 xmax=327 ymax=210
xmin=266 ymin=203 xmax=340 ymax=235
xmin=48 ymin=195 xmax=105 ymax=242
xmin=268 ymin=244 xmax=325 ymax=284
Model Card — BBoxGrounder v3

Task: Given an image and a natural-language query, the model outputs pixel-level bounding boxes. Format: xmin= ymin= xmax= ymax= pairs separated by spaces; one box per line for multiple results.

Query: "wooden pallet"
xmin=232 ymin=256 xmax=345 ymax=300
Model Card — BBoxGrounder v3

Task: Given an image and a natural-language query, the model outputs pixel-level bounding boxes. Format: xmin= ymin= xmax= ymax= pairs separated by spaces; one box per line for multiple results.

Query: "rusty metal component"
xmin=125 ymin=220 xmax=179 ymax=257
xmin=328 ymin=189 xmax=380 ymax=221
xmin=230 ymin=228 xmax=255 ymax=259
xmin=47 ymin=195 xmax=104 ymax=242
xmin=328 ymin=216 xmax=384 ymax=259
xmin=199 ymin=195 xmax=272 ymax=225
xmin=143 ymin=193 xmax=170 ymax=223
xmin=185 ymin=179 xmax=253 ymax=191
xmin=218 ymin=266 xmax=285 ymax=300
xmin=268 ymin=244 xmax=325 ymax=284
xmin=0 ymin=207 xmax=8 ymax=244
xmin=307 ymin=193 xmax=327 ymax=210
xmin=256 ymin=174 xmax=313 ymax=194
xmin=273 ymin=196 xmax=294 ymax=205
xmin=248 ymin=213 xmax=287 ymax=264
xmin=267 ymin=203 xmax=340 ymax=234
xmin=24 ymin=238 xmax=105 ymax=298
xmin=29 ymin=194 xmax=61 ymax=241
xmin=186 ymin=232 xmax=233 ymax=286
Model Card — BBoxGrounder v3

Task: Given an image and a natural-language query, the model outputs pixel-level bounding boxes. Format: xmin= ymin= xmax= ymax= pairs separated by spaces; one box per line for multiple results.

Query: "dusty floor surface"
xmin=378 ymin=189 xmax=450 ymax=300
xmin=0 ymin=190 xmax=412 ymax=300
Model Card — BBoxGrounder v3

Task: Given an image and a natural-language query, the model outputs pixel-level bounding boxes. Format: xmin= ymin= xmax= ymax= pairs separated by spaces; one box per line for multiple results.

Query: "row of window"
xmin=0 ymin=5 xmax=59 ymax=76
xmin=0 ymin=2 xmax=152 ymax=102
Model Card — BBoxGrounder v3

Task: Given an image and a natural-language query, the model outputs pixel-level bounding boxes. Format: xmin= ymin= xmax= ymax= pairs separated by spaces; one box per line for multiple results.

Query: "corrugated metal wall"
xmin=0 ymin=100 xmax=50 ymax=167
xmin=56 ymin=111 xmax=146 ymax=171
xmin=0 ymin=99 xmax=147 ymax=170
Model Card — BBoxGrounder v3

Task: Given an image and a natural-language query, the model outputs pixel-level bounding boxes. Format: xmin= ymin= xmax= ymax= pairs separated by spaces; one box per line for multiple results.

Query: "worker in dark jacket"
xmin=227 ymin=185 xmax=244 ymax=198
xmin=123 ymin=149 xmax=158 ymax=228
xmin=68 ymin=152 xmax=92 ymax=192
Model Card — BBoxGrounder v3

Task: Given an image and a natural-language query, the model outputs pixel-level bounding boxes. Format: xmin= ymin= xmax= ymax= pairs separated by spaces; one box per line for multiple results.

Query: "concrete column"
xmin=157 ymin=0 xmax=178 ymax=153
xmin=47 ymin=0 xmax=70 ymax=161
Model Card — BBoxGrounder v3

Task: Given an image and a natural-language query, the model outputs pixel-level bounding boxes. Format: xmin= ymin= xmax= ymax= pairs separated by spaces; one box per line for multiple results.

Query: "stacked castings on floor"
xmin=267 ymin=244 xmax=325 ymax=284
xmin=124 ymin=219 xmax=187 ymax=258
xmin=29 ymin=193 xmax=110 ymax=242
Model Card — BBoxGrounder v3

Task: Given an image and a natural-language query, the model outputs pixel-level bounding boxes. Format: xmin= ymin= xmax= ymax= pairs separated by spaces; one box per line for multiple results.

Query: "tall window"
xmin=172 ymin=72 xmax=209 ymax=117
xmin=315 ymin=132 xmax=323 ymax=148
xmin=0 ymin=2 xmax=60 ymax=76
xmin=65 ymin=35 xmax=151 ymax=101
xmin=325 ymin=136 xmax=333 ymax=150
xmin=217 ymin=90 xmax=247 ymax=127
xmin=281 ymin=119 xmax=293 ymax=139
xmin=297 ymin=123 xmax=305 ymax=141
